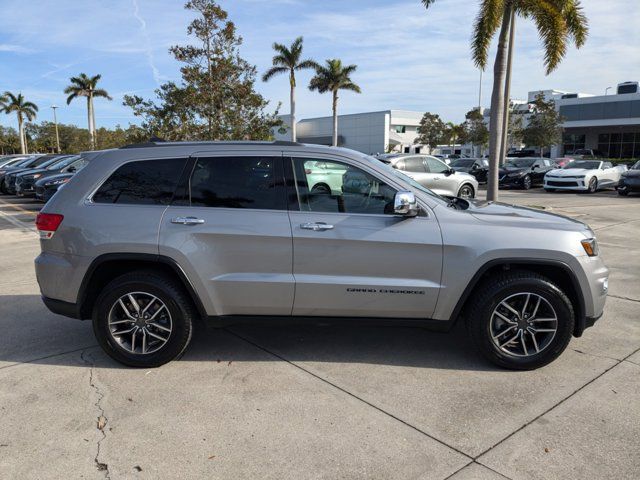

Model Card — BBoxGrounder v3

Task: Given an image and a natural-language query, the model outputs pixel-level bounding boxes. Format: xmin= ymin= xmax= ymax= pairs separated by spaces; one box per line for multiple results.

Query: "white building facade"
xmin=274 ymin=110 xmax=425 ymax=155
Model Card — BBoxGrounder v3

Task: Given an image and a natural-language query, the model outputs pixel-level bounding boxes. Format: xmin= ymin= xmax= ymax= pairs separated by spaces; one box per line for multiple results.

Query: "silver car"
xmin=377 ymin=154 xmax=478 ymax=199
xmin=35 ymin=141 xmax=608 ymax=370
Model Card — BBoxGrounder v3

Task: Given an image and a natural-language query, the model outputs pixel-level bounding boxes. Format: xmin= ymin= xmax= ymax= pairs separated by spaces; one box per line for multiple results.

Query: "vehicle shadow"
xmin=0 ymin=295 xmax=498 ymax=372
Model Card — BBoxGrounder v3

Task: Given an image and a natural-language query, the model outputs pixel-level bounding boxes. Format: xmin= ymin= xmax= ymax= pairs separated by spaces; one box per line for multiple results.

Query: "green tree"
xmin=308 ymin=59 xmax=361 ymax=147
xmin=522 ymin=92 xmax=564 ymax=158
xmin=444 ymin=121 xmax=466 ymax=153
xmin=415 ymin=112 xmax=446 ymax=152
xmin=126 ymin=0 xmax=281 ymax=141
xmin=2 ymin=92 xmax=38 ymax=154
xmin=461 ymin=108 xmax=489 ymax=157
xmin=422 ymin=0 xmax=588 ymax=200
xmin=64 ymin=73 xmax=112 ymax=150
xmin=262 ymin=37 xmax=318 ymax=142
xmin=0 ymin=126 xmax=21 ymax=154
xmin=506 ymin=101 xmax=525 ymax=153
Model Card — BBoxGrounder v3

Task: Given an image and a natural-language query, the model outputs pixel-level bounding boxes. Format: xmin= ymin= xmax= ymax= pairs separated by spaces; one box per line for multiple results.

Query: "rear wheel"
xmin=93 ymin=271 xmax=195 ymax=367
xmin=587 ymin=176 xmax=598 ymax=193
xmin=466 ymin=271 xmax=574 ymax=370
xmin=310 ymin=184 xmax=331 ymax=195
xmin=457 ymin=183 xmax=475 ymax=199
xmin=617 ymin=189 xmax=628 ymax=196
xmin=544 ymin=188 xmax=555 ymax=193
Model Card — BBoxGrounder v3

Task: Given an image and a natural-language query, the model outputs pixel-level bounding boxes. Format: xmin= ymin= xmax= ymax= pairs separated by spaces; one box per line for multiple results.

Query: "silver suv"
xmin=35 ymin=141 xmax=609 ymax=370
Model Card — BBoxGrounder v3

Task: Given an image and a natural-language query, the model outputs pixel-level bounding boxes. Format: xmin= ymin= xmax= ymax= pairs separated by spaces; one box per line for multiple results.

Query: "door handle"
xmin=171 ymin=216 xmax=205 ymax=225
xmin=300 ymin=222 xmax=334 ymax=231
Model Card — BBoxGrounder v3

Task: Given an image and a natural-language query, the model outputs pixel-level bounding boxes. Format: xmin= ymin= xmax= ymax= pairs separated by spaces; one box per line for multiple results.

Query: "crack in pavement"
xmin=608 ymin=294 xmax=640 ymax=303
xmin=0 ymin=345 xmax=98 ymax=371
xmin=80 ymin=349 xmax=110 ymax=479
xmin=474 ymin=345 xmax=640 ymax=460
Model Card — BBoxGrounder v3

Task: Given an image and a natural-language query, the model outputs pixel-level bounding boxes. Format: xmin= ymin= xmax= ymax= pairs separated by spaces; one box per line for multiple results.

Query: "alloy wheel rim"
xmin=459 ymin=185 xmax=473 ymax=198
xmin=489 ymin=292 xmax=558 ymax=357
xmin=107 ymin=292 xmax=173 ymax=355
xmin=523 ymin=176 xmax=531 ymax=189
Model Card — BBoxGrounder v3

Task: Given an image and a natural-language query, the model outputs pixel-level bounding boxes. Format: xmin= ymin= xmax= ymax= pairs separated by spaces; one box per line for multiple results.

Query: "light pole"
xmin=51 ymin=105 xmax=61 ymax=153
xmin=605 ymin=87 xmax=612 ymax=96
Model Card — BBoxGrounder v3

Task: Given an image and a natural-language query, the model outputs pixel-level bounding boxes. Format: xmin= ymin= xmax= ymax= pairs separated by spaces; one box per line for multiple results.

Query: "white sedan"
xmin=544 ymin=160 xmax=627 ymax=193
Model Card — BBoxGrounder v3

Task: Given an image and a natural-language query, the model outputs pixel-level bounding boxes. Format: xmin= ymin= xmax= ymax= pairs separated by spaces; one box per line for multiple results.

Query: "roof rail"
xmin=119 ymin=139 xmax=302 ymax=149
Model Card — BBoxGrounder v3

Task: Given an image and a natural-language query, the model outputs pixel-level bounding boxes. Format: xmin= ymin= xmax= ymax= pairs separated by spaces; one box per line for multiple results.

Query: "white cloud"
xmin=132 ymin=0 xmax=162 ymax=85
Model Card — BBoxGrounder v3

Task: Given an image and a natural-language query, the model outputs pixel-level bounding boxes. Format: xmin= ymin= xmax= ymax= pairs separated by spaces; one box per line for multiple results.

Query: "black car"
xmin=499 ymin=157 xmax=556 ymax=189
xmin=449 ymin=158 xmax=489 ymax=183
xmin=0 ymin=155 xmax=41 ymax=193
xmin=34 ymin=155 xmax=90 ymax=202
xmin=15 ymin=155 xmax=78 ymax=196
xmin=617 ymin=160 xmax=640 ymax=196
xmin=1 ymin=154 xmax=65 ymax=194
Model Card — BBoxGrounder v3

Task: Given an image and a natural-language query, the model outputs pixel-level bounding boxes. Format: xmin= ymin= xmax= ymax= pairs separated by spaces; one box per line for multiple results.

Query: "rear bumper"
xmin=42 ymin=296 xmax=82 ymax=320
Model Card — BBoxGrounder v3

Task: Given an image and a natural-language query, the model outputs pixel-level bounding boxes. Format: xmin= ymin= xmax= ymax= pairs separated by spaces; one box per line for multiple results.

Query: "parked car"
xmin=377 ymin=154 xmax=478 ymax=198
xmin=617 ymin=160 xmax=640 ymax=196
xmin=553 ymin=157 xmax=573 ymax=168
xmin=0 ymin=155 xmax=42 ymax=193
xmin=1 ymin=154 xmax=64 ymax=194
xmin=544 ymin=160 xmax=626 ymax=193
xmin=15 ymin=155 xmax=78 ymax=197
xmin=36 ymin=141 xmax=607 ymax=370
xmin=34 ymin=155 xmax=91 ymax=202
xmin=0 ymin=155 xmax=31 ymax=169
xmin=499 ymin=157 xmax=556 ymax=189
xmin=449 ymin=158 xmax=489 ymax=183
xmin=506 ymin=149 xmax=537 ymax=158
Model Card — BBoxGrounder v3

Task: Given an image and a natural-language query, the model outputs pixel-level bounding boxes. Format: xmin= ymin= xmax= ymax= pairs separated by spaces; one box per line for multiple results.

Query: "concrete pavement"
xmin=0 ymin=190 xmax=638 ymax=479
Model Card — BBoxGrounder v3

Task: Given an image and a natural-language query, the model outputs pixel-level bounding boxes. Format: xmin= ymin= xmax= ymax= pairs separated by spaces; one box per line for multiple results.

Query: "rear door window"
xmin=403 ymin=157 xmax=427 ymax=173
xmin=188 ymin=156 xmax=286 ymax=210
xmin=92 ymin=158 xmax=187 ymax=205
xmin=425 ymin=157 xmax=449 ymax=174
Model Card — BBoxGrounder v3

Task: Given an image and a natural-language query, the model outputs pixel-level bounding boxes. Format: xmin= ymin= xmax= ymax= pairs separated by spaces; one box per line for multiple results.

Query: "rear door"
xmin=286 ymin=153 xmax=442 ymax=319
xmin=158 ymin=152 xmax=294 ymax=316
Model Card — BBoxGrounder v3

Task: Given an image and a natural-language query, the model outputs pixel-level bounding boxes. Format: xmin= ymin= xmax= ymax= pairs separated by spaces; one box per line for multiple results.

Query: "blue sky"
xmin=0 ymin=0 xmax=638 ymax=131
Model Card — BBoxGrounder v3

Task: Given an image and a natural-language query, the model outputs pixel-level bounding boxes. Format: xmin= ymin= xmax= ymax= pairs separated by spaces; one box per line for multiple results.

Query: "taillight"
xmin=35 ymin=213 xmax=64 ymax=239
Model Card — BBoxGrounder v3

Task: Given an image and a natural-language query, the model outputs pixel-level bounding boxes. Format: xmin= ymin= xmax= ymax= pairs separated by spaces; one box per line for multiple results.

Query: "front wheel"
xmin=93 ymin=271 xmax=195 ymax=367
xmin=522 ymin=175 xmax=532 ymax=190
xmin=587 ymin=176 xmax=598 ymax=193
xmin=466 ymin=271 xmax=574 ymax=370
xmin=617 ymin=189 xmax=628 ymax=196
xmin=457 ymin=183 xmax=475 ymax=199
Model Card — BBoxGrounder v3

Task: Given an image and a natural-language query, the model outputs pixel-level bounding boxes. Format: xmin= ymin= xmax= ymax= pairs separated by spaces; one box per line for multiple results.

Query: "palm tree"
xmin=2 ymin=92 xmax=38 ymax=154
xmin=309 ymin=59 xmax=361 ymax=147
xmin=422 ymin=0 xmax=587 ymax=200
xmin=64 ymin=73 xmax=112 ymax=149
xmin=262 ymin=37 xmax=318 ymax=142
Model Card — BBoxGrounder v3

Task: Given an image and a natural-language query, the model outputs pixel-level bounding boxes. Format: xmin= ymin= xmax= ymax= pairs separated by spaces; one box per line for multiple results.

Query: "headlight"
xmin=32 ymin=173 xmax=42 ymax=179
xmin=46 ymin=178 xmax=70 ymax=186
xmin=581 ymin=238 xmax=599 ymax=257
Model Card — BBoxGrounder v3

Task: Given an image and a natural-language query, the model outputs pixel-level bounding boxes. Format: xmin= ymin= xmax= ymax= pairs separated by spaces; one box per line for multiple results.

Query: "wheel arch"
xmin=77 ymin=253 xmax=207 ymax=320
xmin=450 ymin=258 xmax=586 ymax=337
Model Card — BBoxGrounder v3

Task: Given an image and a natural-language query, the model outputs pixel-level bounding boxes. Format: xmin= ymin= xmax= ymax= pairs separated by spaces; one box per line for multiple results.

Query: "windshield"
xmin=364 ymin=153 xmax=448 ymax=203
xmin=564 ymin=160 xmax=601 ymax=170
xmin=47 ymin=155 xmax=79 ymax=170
xmin=450 ymin=159 xmax=475 ymax=168
xmin=505 ymin=158 xmax=535 ymax=168
xmin=631 ymin=160 xmax=640 ymax=170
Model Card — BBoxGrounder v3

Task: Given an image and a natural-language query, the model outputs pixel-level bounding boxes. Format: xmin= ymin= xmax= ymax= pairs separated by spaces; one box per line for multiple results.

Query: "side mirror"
xmin=394 ymin=191 xmax=419 ymax=217
xmin=532 ymin=164 xmax=539 ymax=169
xmin=444 ymin=168 xmax=455 ymax=176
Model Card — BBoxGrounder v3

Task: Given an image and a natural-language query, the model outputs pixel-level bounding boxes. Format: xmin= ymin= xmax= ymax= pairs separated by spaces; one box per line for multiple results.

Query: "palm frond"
xmin=471 ymin=0 xmax=505 ymax=69
xmin=93 ymin=89 xmax=113 ymax=100
xmin=421 ymin=0 xmax=438 ymax=9
xmin=296 ymin=59 xmax=320 ymax=71
xmin=526 ymin=0 xmax=568 ymax=73
xmin=561 ymin=0 xmax=588 ymax=47
xmin=262 ymin=66 xmax=289 ymax=82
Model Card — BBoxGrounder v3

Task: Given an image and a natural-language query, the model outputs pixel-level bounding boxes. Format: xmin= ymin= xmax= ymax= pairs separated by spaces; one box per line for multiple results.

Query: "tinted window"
xmin=93 ymin=158 xmax=186 ymax=205
xmin=189 ymin=156 xmax=285 ymax=210
xmin=425 ymin=157 xmax=449 ymax=174
xmin=450 ymin=159 xmax=475 ymax=168
xmin=292 ymin=158 xmax=396 ymax=215
xmin=404 ymin=157 xmax=427 ymax=173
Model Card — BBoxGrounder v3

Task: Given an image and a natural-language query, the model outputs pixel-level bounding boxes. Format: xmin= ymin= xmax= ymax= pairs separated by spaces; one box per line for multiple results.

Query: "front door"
xmin=159 ymin=153 xmax=294 ymax=316
xmin=286 ymin=154 xmax=443 ymax=319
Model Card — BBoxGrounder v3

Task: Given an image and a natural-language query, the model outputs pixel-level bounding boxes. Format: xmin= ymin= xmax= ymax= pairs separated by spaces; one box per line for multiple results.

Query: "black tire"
xmin=457 ymin=183 xmax=475 ymax=199
xmin=587 ymin=176 xmax=597 ymax=193
xmin=617 ymin=189 xmax=628 ymax=196
xmin=544 ymin=188 xmax=555 ymax=193
xmin=0 ymin=179 xmax=7 ymax=195
xmin=465 ymin=270 xmax=574 ymax=370
xmin=93 ymin=271 xmax=195 ymax=367
xmin=522 ymin=175 xmax=532 ymax=190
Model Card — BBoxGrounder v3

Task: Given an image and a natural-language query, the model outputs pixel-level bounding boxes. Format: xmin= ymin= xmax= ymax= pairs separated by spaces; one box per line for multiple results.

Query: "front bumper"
xmin=544 ymin=177 xmax=587 ymax=190
xmin=499 ymin=175 xmax=526 ymax=188
xmin=573 ymin=254 xmax=609 ymax=336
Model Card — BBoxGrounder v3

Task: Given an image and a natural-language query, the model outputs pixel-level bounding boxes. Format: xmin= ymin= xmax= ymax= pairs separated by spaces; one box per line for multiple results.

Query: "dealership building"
xmin=274 ymin=110 xmax=425 ymax=155
xmin=276 ymin=81 xmax=640 ymax=159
